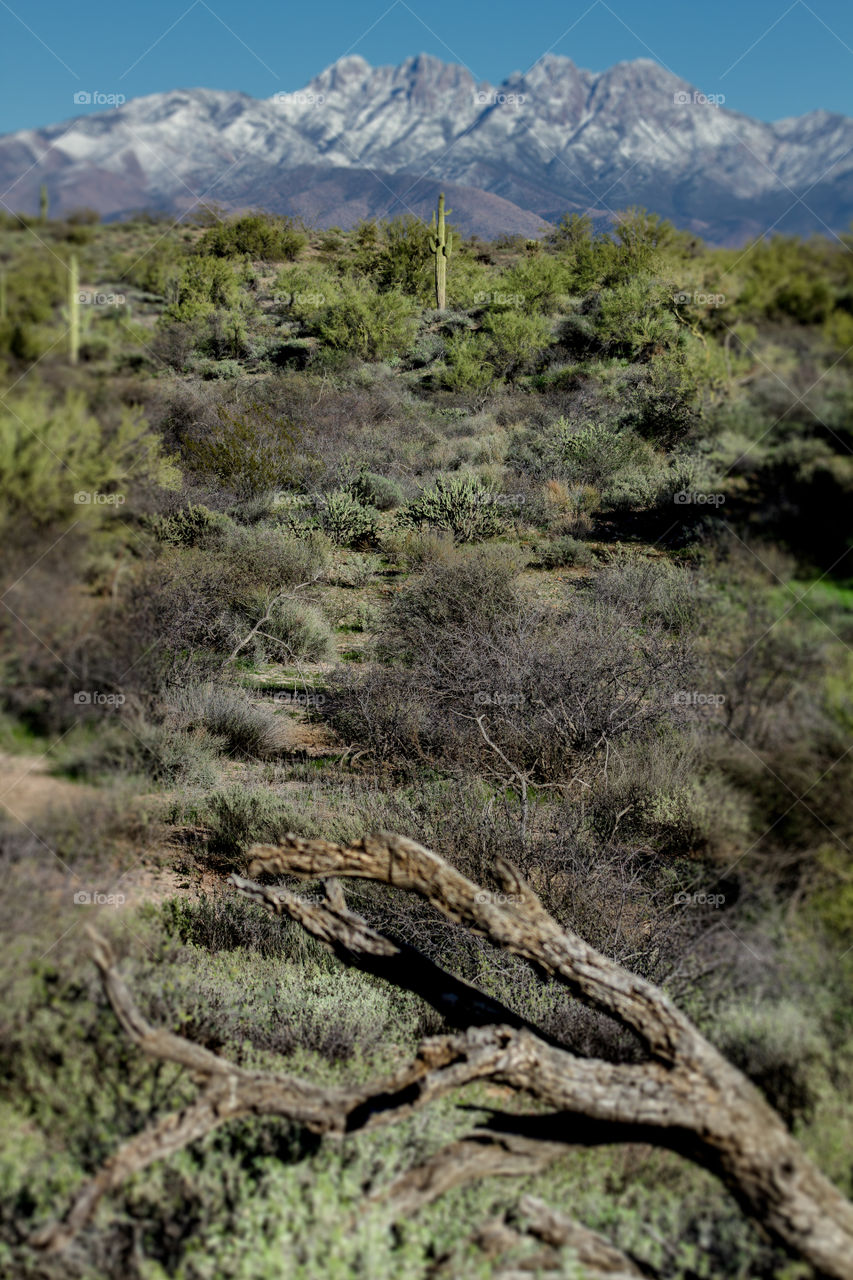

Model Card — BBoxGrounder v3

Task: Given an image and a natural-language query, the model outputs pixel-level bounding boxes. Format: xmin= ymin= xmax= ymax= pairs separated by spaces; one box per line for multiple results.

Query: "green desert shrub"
xmin=166 ymin=682 xmax=285 ymax=758
xmin=540 ymin=480 xmax=601 ymax=536
xmin=183 ymin=401 xmax=302 ymax=497
xmin=552 ymin=418 xmax=646 ymax=488
xmin=259 ymin=596 xmax=335 ymax=662
xmin=495 ymin=254 xmax=568 ymax=314
xmin=396 ymin=474 xmax=504 ymax=543
xmin=160 ymin=892 xmax=312 ymax=960
xmin=221 ymin=523 xmax=332 ymax=589
xmin=330 ymin=551 xmax=382 ymax=589
xmin=536 ymin=535 xmax=594 ymax=569
xmin=0 ymin=387 xmax=180 ymax=531
xmin=53 ymin=716 xmax=221 ymax=787
xmin=482 ymin=307 xmax=552 ymax=377
xmin=580 ymin=277 xmax=681 ymax=359
xmin=441 ymin=329 xmax=495 ymax=390
xmin=442 ymin=310 xmax=552 ymax=388
xmin=197 ymin=212 xmax=306 ymax=262
xmin=593 ymin=558 xmax=700 ymax=633
xmin=196 ymin=356 xmax=243 ymax=379
xmin=347 ymin=469 xmax=405 ymax=511
xmin=598 ymin=446 xmax=711 ymax=511
xmin=444 ymin=255 xmax=497 ymax=308
xmin=165 ymin=255 xmax=241 ymax=320
xmin=601 ymin=459 xmax=679 ymax=511
xmin=274 ymin=263 xmax=341 ymax=319
xmin=151 ymin=915 xmax=406 ymax=1060
xmin=370 ymin=215 xmax=434 ymax=300
xmin=315 ymin=282 xmax=419 ymax=360
xmin=712 ymin=999 xmax=830 ymax=1126
xmin=117 ymin=236 xmax=187 ymax=297
xmin=0 ymin=249 xmax=67 ymax=327
xmin=193 ymin=309 xmax=250 ymax=361
xmin=582 ymin=733 xmax=739 ymax=855
xmin=317 ymin=489 xmax=379 ymax=547
xmin=620 ymin=348 xmax=707 ymax=441
xmin=198 ymin=783 xmax=356 ymax=858
xmin=734 ymin=236 xmax=835 ymax=324
xmin=145 ymin=503 xmax=231 ymax=547
xmin=379 ymin=527 xmax=457 ymax=570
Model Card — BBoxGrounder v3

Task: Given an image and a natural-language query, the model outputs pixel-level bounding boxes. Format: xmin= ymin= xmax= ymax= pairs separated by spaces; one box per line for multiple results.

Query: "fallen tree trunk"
xmin=31 ymin=833 xmax=853 ymax=1279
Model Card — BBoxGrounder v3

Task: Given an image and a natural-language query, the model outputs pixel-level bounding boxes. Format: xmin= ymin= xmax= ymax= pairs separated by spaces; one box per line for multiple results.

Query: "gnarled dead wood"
xmin=30 ymin=931 xmax=529 ymax=1252
xmin=242 ymin=832 xmax=853 ymax=1280
xmin=436 ymin=1199 xmax=649 ymax=1279
xmin=31 ymin=834 xmax=853 ymax=1280
xmin=363 ymin=1133 xmax=567 ymax=1219
xmin=512 ymin=1195 xmax=650 ymax=1276
xmin=29 ymin=1090 xmax=232 ymax=1254
xmin=245 ymin=833 xmax=693 ymax=1062
xmin=227 ymin=873 xmax=551 ymax=1039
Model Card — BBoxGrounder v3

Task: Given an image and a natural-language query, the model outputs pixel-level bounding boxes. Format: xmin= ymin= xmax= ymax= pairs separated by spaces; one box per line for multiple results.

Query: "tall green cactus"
xmin=69 ymin=254 xmax=80 ymax=365
xmin=39 ymin=184 xmax=48 ymax=223
xmin=0 ymin=267 xmax=6 ymax=322
xmin=429 ymin=192 xmax=452 ymax=311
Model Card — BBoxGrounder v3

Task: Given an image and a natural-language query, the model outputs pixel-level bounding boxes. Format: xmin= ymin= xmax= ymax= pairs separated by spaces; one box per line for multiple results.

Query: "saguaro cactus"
xmin=40 ymin=184 xmax=48 ymax=223
xmin=429 ymin=192 xmax=452 ymax=311
xmin=68 ymin=254 xmax=80 ymax=365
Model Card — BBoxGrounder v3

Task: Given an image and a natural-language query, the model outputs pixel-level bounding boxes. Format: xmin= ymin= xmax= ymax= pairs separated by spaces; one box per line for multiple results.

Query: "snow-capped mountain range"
xmin=2 ymin=52 xmax=852 ymax=243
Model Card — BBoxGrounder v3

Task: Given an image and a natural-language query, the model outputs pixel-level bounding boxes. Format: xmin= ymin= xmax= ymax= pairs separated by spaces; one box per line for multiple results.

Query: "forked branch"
xmin=30 ymin=835 xmax=853 ymax=1280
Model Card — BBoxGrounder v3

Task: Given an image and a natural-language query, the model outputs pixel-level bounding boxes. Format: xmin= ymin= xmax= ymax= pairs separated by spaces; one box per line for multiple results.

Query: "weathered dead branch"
xmin=30 ymin=833 xmax=853 ymax=1279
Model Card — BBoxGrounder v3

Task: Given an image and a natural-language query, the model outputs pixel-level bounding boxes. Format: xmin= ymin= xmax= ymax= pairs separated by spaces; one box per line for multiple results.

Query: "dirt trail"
xmin=0 ymin=751 xmax=199 ymax=908
xmin=0 ymin=751 xmax=96 ymax=824
xmin=0 ymin=716 xmax=337 ymax=912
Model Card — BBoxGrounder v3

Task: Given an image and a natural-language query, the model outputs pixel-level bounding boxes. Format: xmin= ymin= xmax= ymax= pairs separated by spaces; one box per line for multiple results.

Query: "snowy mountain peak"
xmin=1 ymin=54 xmax=851 ymax=244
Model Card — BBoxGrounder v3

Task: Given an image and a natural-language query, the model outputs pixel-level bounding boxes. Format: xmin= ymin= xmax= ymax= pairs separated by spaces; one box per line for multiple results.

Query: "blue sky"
xmin=1 ymin=0 xmax=852 ymax=133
